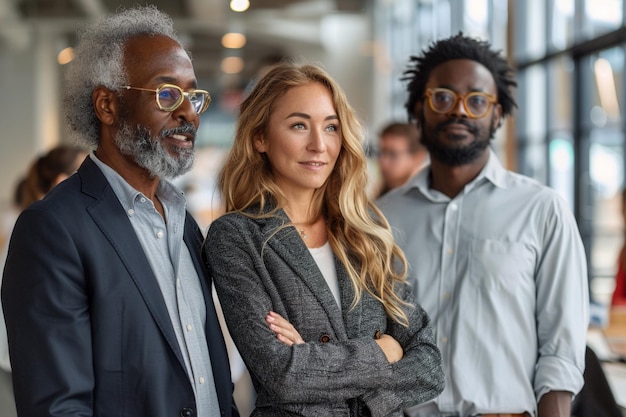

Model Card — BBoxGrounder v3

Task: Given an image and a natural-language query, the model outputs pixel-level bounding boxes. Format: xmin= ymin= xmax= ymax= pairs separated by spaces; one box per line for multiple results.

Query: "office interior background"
xmin=0 ymin=0 xmax=624 ymax=308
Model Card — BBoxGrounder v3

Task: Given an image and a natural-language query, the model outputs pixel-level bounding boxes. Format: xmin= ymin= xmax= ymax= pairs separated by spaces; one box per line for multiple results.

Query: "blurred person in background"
xmin=19 ymin=145 xmax=88 ymax=210
xmin=0 ymin=144 xmax=86 ymax=417
xmin=1 ymin=5 xmax=238 ymax=417
xmin=375 ymin=122 xmax=428 ymax=198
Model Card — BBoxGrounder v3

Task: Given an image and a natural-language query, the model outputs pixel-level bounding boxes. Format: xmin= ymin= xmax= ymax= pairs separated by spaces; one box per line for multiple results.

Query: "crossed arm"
xmin=266 ymin=310 xmax=404 ymax=363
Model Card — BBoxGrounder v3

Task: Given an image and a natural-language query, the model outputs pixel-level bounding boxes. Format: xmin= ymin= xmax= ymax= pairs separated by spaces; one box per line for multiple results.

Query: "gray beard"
xmin=114 ymin=120 xmax=195 ymax=179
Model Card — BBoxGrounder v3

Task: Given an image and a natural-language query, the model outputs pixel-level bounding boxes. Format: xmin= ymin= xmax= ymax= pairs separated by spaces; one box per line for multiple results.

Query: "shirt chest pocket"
xmin=469 ymin=239 xmax=535 ymax=291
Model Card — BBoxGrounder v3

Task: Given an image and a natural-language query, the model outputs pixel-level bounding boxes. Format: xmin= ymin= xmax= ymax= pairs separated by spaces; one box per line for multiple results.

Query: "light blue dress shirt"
xmin=90 ymin=154 xmax=220 ymax=417
xmin=377 ymin=150 xmax=588 ymax=416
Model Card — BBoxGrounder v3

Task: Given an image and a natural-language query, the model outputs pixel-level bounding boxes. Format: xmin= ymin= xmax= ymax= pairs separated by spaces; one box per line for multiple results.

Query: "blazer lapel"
xmin=183 ymin=215 xmax=233 ymax=412
xmin=261 ymin=211 xmax=349 ymax=341
xmin=79 ymin=158 xmax=186 ymax=369
xmin=183 ymin=214 xmax=208 ymax=295
xmin=337 ymin=264 xmax=365 ymax=339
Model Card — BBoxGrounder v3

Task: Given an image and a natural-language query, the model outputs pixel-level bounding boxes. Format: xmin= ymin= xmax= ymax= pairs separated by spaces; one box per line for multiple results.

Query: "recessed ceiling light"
xmin=222 ymin=33 xmax=247 ymax=49
xmin=230 ymin=0 xmax=250 ymax=12
xmin=57 ymin=47 xmax=74 ymax=65
xmin=221 ymin=56 xmax=244 ymax=74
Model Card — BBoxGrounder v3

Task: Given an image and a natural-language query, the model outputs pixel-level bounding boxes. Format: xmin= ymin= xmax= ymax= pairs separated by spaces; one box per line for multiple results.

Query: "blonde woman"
xmin=203 ymin=62 xmax=444 ymax=416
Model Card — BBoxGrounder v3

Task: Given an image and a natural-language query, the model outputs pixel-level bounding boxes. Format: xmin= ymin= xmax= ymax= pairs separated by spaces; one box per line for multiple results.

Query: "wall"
xmin=0 ymin=45 xmax=39 ymax=211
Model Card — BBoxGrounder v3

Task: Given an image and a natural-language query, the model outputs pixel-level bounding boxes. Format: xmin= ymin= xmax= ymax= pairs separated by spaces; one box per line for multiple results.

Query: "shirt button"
xmin=440 ymin=336 xmax=448 ymax=343
xmin=447 ymin=248 xmax=453 ymax=254
xmin=127 ymin=209 xmax=135 ymax=216
xmin=199 ymin=376 xmax=205 ymax=384
xmin=443 ymin=292 xmax=451 ymax=299
xmin=319 ymin=334 xmax=331 ymax=343
xmin=140 ymin=197 xmax=146 ymax=203
xmin=156 ymin=230 xmax=164 ymax=238
xmin=186 ymin=324 xmax=192 ymax=331
xmin=449 ymin=203 xmax=458 ymax=211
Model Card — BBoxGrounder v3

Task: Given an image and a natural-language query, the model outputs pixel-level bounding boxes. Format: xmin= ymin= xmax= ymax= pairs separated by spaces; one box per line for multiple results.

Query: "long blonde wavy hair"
xmin=220 ymin=61 xmax=411 ymax=326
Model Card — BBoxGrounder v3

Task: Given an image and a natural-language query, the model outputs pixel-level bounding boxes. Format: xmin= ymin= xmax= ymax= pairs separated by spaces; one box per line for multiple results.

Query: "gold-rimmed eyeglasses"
xmin=122 ymin=83 xmax=211 ymax=115
xmin=424 ymin=88 xmax=497 ymax=119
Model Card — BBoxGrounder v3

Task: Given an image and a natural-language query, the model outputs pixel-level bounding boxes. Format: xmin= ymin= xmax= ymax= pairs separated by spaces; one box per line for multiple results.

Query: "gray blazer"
xmin=204 ymin=207 xmax=444 ymax=417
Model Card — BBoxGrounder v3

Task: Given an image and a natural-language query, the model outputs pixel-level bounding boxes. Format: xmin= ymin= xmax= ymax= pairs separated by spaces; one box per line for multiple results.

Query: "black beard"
xmin=417 ymin=110 xmax=495 ymax=166
xmin=114 ymin=120 xmax=196 ymax=179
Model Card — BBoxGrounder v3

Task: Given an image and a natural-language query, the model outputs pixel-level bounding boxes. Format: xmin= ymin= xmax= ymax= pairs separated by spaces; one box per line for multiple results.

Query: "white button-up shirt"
xmin=378 ymin=150 xmax=588 ymax=416
xmin=90 ymin=154 xmax=220 ymax=417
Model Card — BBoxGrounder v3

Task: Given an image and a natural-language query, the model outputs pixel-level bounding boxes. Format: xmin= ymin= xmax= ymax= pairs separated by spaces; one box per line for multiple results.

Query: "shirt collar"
xmin=403 ymin=148 xmax=509 ymax=200
xmin=479 ymin=148 xmax=509 ymax=189
xmin=89 ymin=152 xmax=186 ymax=212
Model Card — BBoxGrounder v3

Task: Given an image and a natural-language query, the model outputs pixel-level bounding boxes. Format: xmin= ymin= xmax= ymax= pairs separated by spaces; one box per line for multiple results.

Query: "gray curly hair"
xmin=64 ymin=5 xmax=182 ymax=148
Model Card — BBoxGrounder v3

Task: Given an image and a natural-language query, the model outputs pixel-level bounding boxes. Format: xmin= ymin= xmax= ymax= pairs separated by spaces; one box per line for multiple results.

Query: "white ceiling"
xmin=0 ymin=0 xmax=368 ymax=82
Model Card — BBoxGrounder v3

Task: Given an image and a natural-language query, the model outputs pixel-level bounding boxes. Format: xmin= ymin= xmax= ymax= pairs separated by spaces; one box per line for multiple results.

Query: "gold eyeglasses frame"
xmin=122 ymin=83 xmax=211 ymax=115
xmin=424 ymin=87 xmax=497 ymax=119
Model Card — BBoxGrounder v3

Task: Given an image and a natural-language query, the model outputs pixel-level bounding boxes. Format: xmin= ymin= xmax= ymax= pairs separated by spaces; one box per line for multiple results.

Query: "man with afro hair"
xmin=378 ymin=33 xmax=588 ymax=417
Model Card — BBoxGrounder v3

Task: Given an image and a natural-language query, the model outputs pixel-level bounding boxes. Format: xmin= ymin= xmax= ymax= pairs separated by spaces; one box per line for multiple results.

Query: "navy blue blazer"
xmin=1 ymin=157 xmax=238 ymax=417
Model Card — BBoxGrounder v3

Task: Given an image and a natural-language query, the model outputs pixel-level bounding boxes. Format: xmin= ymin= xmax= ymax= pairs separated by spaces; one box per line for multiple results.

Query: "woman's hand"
xmin=266 ymin=311 xmax=304 ymax=346
xmin=375 ymin=334 xmax=404 ymax=364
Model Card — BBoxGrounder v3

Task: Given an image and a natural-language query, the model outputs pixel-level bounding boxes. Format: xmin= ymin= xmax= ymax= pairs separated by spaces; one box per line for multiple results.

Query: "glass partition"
xmin=587 ymin=47 xmax=625 ymax=303
xmin=584 ymin=0 xmax=624 ymax=40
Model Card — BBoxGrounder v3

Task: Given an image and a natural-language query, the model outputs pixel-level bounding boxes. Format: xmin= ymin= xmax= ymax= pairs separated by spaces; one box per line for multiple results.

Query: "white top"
xmin=309 ymin=242 xmax=341 ymax=309
xmin=378 ymin=150 xmax=589 ymax=416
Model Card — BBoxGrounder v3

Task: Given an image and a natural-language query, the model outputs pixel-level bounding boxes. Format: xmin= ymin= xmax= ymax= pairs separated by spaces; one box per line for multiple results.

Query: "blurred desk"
xmin=602 ymin=307 xmax=626 ymax=409
xmin=602 ymin=362 xmax=626 ymax=409
xmin=606 ymin=307 xmax=626 ymax=358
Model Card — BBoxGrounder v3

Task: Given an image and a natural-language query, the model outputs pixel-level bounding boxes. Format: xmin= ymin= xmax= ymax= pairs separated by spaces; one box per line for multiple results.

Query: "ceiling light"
xmin=230 ymin=0 xmax=250 ymax=12
xmin=57 ymin=47 xmax=74 ymax=65
xmin=222 ymin=33 xmax=247 ymax=49
xmin=221 ymin=56 xmax=244 ymax=74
